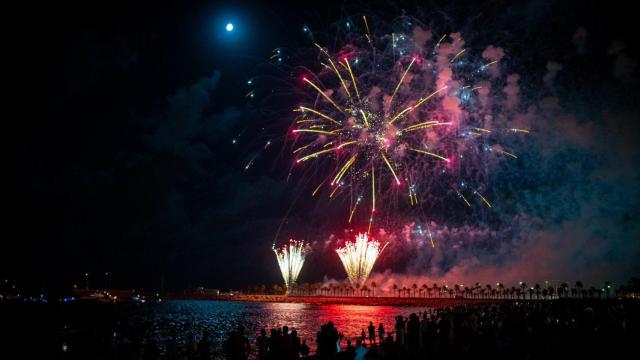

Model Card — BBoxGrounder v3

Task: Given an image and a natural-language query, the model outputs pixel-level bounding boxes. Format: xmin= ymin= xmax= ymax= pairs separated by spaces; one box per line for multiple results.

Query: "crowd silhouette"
xmin=9 ymin=299 xmax=636 ymax=359
xmin=216 ymin=300 xmax=638 ymax=360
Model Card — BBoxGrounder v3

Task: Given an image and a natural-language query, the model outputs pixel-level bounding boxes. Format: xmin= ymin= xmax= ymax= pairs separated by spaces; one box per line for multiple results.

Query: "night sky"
xmin=5 ymin=0 xmax=639 ymax=294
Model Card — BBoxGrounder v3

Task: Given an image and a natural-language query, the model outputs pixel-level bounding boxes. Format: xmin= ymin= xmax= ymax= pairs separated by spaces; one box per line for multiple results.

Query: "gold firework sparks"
xmin=336 ymin=233 xmax=387 ymax=287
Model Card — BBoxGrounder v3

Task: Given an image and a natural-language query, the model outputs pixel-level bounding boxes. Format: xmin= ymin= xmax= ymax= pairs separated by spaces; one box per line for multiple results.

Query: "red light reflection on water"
xmin=259 ymin=303 xmax=423 ymax=350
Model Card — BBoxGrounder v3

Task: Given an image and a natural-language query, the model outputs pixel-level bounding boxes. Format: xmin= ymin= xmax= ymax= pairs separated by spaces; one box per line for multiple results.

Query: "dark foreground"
xmin=1 ymin=298 xmax=638 ymax=359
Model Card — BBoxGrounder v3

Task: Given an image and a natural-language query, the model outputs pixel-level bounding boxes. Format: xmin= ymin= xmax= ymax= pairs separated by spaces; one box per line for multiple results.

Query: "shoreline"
xmin=168 ymin=294 xmax=513 ymax=307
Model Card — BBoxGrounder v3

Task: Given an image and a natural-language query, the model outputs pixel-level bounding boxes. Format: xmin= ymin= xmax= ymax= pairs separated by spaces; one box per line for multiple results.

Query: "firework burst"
xmin=336 ymin=233 xmax=387 ymax=287
xmin=273 ymin=240 xmax=307 ymax=292
xmin=286 ymin=17 xmax=528 ymax=231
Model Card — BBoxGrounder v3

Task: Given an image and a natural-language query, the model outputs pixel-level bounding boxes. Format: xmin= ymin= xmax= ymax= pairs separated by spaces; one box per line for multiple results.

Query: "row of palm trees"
xmin=387 ymin=281 xmax=614 ymax=300
xmin=287 ymin=282 xmax=379 ymax=297
xmin=245 ymin=281 xmax=617 ymax=299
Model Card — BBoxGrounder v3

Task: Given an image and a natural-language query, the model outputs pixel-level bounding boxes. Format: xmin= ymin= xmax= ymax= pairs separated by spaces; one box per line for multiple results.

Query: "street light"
xmin=85 ymin=273 xmax=89 ymax=290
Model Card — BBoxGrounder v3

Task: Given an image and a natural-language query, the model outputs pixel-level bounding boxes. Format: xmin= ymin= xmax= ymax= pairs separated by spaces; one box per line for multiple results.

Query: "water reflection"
xmin=148 ymin=300 xmax=424 ymax=353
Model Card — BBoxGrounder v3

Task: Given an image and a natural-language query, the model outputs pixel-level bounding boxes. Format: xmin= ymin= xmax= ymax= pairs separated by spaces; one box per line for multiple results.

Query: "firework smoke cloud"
xmin=249 ymin=15 xmax=639 ymax=289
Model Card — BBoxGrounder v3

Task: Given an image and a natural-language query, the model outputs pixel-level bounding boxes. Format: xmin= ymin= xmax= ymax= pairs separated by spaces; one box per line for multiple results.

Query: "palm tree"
xmin=272 ymin=284 xmax=284 ymax=295
xmin=371 ymin=282 xmax=377 ymax=297
xmin=547 ymin=286 xmax=555 ymax=300
xmin=412 ymin=284 xmax=418 ymax=298
xmin=559 ymin=283 xmax=569 ymax=298
xmin=392 ymin=284 xmax=398 ymax=297
xmin=604 ymin=281 xmax=613 ymax=298
xmin=519 ymin=282 xmax=527 ymax=299
xmin=575 ymin=281 xmax=584 ymax=298
xmin=534 ymin=283 xmax=541 ymax=299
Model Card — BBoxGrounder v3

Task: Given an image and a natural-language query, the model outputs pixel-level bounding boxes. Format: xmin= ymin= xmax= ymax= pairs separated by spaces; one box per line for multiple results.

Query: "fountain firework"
xmin=336 ymin=233 xmax=387 ymax=287
xmin=273 ymin=240 xmax=306 ymax=292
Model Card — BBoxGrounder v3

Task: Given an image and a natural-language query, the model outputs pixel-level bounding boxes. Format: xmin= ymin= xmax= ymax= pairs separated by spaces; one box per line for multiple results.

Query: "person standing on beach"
xmin=354 ymin=340 xmax=367 ymax=360
xmin=395 ymin=316 xmax=406 ymax=345
xmin=368 ymin=322 xmax=376 ymax=345
xmin=299 ymin=340 xmax=310 ymax=358
xmin=378 ymin=323 xmax=385 ymax=344
xmin=224 ymin=325 xmax=250 ymax=360
xmin=198 ymin=331 xmax=211 ymax=360
xmin=317 ymin=322 xmax=339 ymax=359
xmin=256 ymin=328 xmax=268 ymax=360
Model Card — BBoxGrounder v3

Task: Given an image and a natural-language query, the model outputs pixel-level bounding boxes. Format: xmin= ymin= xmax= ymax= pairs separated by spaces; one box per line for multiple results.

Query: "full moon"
xmin=225 ymin=23 xmax=234 ymax=32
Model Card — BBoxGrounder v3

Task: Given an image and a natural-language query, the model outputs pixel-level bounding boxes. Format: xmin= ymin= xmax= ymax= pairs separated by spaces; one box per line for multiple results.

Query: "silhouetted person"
xmin=406 ymin=313 xmax=420 ymax=352
xmin=165 ymin=330 xmax=179 ymax=360
xmin=377 ymin=323 xmax=385 ymax=344
xmin=268 ymin=328 xmax=282 ymax=359
xmin=368 ymin=322 xmax=375 ymax=344
xmin=280 ymin=326 xmax=294 ymax=359
xmin=224 ymin=325 xmax=249 ymax=360
xmin=341 ymin=339 xmax=355 ymax=360
xmin=364 ymin=344 xmax=381 ymax=360
xmin=186 ymin=333 xmax=198 ymax=360
xmin=394 ymin=316 xmax=406 ymax=345
xmin=197 ymin=331 xmax=211 ymax=360
xmin=437 ymin=313 xmax=452 ymax=353
xmin=317 ymin=322 xmax=339 ymax=359
xmin=291 ymin=329 xmax=301 ymax=359
xmin=256 ymin=328 xmax=268 ymax=360
xmin=354 ymin=339 xmax=367 ymax=360
xmin=300 ymin=340 xmax=310 ymax=358
xmin=381 ymin=334 xmax=396 ymax=357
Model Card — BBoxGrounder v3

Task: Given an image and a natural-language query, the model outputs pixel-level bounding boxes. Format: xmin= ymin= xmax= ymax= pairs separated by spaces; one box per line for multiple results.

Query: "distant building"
xmin=220 ymin=290 xmax=240 ymax=296
xmin=195 ymin=287 xmax=220 ymax=296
